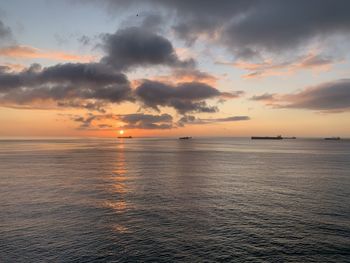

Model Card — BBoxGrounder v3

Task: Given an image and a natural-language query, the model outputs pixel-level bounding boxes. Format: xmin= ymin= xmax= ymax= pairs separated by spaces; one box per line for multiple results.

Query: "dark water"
xmin=0 ymin=138 xmax=350 ymax=262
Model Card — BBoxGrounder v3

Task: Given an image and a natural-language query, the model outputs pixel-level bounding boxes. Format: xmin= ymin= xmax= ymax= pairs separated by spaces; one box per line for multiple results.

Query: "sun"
xmin=119 ymin=130 xmax=124 ymax=135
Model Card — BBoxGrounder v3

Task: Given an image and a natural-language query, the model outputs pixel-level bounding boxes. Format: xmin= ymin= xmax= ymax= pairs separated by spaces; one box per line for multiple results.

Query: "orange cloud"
xmin=2 ymin=63 xmax=26 ymax=72
xmin=219 ymin=52 xmax=340 ymax=79
xmin=149 ymin=69 xmax=218 ymax=86
xmin=0 ymin=45 xmax=96 ymax=62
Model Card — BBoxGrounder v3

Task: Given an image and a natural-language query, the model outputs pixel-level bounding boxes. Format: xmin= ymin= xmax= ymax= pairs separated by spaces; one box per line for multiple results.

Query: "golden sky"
xmin=0 ymin=1 xmax=350 ymax=137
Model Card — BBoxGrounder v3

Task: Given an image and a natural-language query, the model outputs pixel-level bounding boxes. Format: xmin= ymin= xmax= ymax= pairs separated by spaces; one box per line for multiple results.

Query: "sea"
xmin=0 ymin=138 xmax=349 ymax=262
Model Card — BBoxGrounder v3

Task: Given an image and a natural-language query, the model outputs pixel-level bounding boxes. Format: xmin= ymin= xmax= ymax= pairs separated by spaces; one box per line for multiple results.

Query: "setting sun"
xmin=119 ymin=130 xmax=124 ymax=135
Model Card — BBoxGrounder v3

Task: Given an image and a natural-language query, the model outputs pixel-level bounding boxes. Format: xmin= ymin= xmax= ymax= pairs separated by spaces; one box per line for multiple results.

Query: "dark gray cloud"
xmin=0 ymin=62 xmax=132 ymax=107
xmin=278 ymin=79 xmax=350 ymax=112
xmin=72 ymin=113 xmax=98 ymax=129
xmin=141 ymin=13 xmax=163 ymax=32
xmin=0 ymin=62 xmax=239 ymax=114
xmin=57 ymin=100 xmax=107 ymax=113
xmin=161 ymin=0 xmax=350 ymax=58
xmin=93 ymin=0 xmax=350 ymax=59
xmin=0 ymin=19 xmax=13 ymax=41
xmin=100 ymin=27 xmax=194 ymax=71
xmin=165 ymin=0 xmax=255 ymax=45
xmin=0 ymin=63 xmax=128 ymax=90
xmin=0 ymin=62 xmax=239 ymax=115
xmin=135 ymin=80 xmax=241 ymax=114
xmin=222 ymin=0 xmax=350 ymax=56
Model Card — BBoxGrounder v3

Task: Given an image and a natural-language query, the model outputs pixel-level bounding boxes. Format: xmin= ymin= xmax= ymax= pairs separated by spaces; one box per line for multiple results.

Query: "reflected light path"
xmin=1 ymin=138 xmax=350 ymax=262
xmin=104 ymin=141 xmax=133 ymax=233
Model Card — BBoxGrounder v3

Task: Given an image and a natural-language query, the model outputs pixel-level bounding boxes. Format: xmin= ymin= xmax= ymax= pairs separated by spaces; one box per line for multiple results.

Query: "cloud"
xmin=0 ymin=45 xmax=95 ymax=62
xmin=298 ymin=54 xmax=335 ymax=69
xmin=214 ymin=116 xmax=250 ymax=122
xmin=70 ymin=112 xmax=249 ymax=130
xmin=0 ymin=61 xmax=238 ymax=115
xmin=119 ymin=113 xmax=173 ymax=129
xmin=70 ymin=112 xmax=174 ymax=130
xmin=0 ymin=19 xmax=13 ymax=42
xmin=250 ymin=93 xmax=276 ymax=102
xmin=1 ymin=63 xmax=26 ymax=72
xmin=100 ymin=27 xmax=194 ymax=71
xmin=279 ymin=79 xmax=350 ymax=112
xmin=92 ymin=0 xmax=350 ymax=63
xmin=0 ymin=63 xmax=132 ymax=109
xmin=221 ymin=53 xmax=338 ymax=79
xmin=252 ymin=79 xmax=350 ymax=112
xmin=152 ymin=68 xmax=218 ymax=86
xmin=135 ymin=80 xmax=241 ymax=114
xmin=71 ymin=113 xmax=99 ymax=129
xmin=153 ymin=1 xmax=350 ymax=55
xmin=178 ymin=115 xmax=250 ymax=126
xmin=57 ymin=100 xmax=107 ymax=113
xmin=222 ymin=0 xmax=350 ymax=55
xmin=140 ymin=13 xmax=164 ymax=32
xmin=0 ymin=24 xmax=238 ymax=117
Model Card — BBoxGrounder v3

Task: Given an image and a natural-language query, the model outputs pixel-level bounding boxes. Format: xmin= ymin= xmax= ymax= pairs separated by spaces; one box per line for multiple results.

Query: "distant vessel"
xmin=251 ymin=135 xmax=283 ymax=140
xmin=179 ymin=137 xmax=192 ymax=140
xmin=117 ymin=136 xmax=133 ymax=139
xmin=284 ymin=137 xmax=296 ymax=139
xmin=324 ymin=137 xmax=340 ymax=140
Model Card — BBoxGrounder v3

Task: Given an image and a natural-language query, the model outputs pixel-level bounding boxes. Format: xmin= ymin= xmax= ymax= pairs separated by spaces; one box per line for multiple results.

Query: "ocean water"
xmin=0 ymin=138 xmax=349 ymax=262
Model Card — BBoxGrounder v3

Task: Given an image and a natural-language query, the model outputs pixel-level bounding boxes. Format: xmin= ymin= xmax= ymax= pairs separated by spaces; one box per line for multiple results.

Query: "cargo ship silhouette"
xmin=324 ymin=137 xmax=340 ymax=140
xmin=251 ymin=135 xmax=283 ymax=140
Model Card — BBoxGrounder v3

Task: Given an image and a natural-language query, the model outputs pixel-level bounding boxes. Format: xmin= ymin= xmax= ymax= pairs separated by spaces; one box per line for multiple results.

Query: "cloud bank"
xmin=0 ymin=23 xmax=244 ymax=129
xmin=252 ymin=79 xmax=350 ymax=113
xmin=93 ymin=0 xmax=350 ymax=60
xmin=70 ymin=112 xmax=250 ymax=130
xmin=0 ymin=63 xmax=132 ymax=105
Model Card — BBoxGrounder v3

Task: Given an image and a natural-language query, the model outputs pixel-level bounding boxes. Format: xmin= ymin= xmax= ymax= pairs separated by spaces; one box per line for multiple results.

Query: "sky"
xmin=0 ymin=0 xmax=350 ymax=138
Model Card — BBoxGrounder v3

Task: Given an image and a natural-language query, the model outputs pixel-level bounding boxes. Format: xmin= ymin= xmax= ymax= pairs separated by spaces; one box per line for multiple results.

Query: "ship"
xmin=251 ymin=135 xmax=283 ymax=140
xmin=324 ymin=137 xmax=340 ymax=140
xmin=179 ymin=136 xmax=192 ymax=140
xmin=117 ymin=136 xmax=133 ymax=139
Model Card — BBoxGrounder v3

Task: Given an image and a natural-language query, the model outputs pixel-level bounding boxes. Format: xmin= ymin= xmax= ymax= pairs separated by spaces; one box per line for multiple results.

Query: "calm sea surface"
xmin=0 ymin=138 xmax=349 ymax=262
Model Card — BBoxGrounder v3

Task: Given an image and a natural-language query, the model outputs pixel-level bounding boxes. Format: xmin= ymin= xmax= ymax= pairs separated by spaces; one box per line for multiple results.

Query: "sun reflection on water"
xmin=104 ymin=141 xmax=133 ymax=234
xmin=104 ymin=200 xmax=128 ymax=212
xmin=112 ymin=224 xmax=130 ymax=234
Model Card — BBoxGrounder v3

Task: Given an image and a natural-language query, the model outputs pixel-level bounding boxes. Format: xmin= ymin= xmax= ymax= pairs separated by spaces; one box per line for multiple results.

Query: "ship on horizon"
xmin=251 ymin=135 xmax=283 ymax=140
xmin=117 ymin=136 xmax=133 ymax=139
xmin=324 ymin=137 xmax=340 ymax=140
